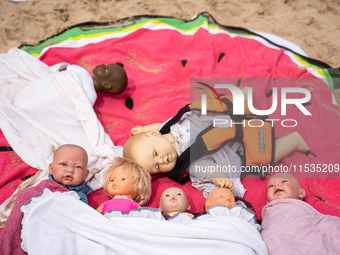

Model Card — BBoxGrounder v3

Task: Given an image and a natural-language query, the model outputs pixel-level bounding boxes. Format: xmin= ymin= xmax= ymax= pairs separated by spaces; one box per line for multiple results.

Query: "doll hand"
xmin=219 ymin=178 xmax=235 ymax=190
xmin=131 ymin=126 xmax=144 ymax=135
xmin=212 ymin=178 xmax=235 ymax=190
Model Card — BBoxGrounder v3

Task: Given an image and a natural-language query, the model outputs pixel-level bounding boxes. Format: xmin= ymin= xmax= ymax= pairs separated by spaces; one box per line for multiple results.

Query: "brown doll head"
xmin=92 ymin=63 xmax=128 ymax=94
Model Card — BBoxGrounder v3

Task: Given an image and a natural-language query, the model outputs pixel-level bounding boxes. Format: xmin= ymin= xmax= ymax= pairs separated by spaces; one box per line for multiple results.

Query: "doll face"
xmin=205 ymin=188 xmax=236 ymax=213
xmin=49 ymin=145 xmax=89 ymax=186
xmin=267 ymin=173 xmax=305 ymax=203
xmin=131 ymin=133 xmax=178 ymax=174
xmin=159 ymin=187 xmax=190 ymax=215
xmin=92 ymin=63 xmax=127 ymax=94
xmin=106 ymin=166 xmax=138 ymax=200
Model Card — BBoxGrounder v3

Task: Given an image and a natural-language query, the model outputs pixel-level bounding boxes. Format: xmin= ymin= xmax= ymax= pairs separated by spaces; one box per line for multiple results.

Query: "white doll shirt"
xmin=159 ymin=112 xmax=191 ymax=156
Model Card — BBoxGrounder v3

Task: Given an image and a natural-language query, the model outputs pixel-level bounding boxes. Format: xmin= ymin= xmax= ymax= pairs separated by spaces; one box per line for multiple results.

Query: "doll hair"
xmin=102 ymin=157 xmax=152 ymax=205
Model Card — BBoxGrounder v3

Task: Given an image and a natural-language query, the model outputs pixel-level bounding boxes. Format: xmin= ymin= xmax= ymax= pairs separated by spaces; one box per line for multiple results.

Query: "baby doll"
xmin=96 ymin=157 xmax=152 ymax=214
xmin=261 ymin=173 xmax=340 ymax=254
xmin=48 ymin=144 xmax=93 ymax=204
xmin=201 ymin=187 xmax=260 ymax=231
xmin=204 ymin=187 xmax=237 ymax=213
xmin=266 ymin=172 xmax=306 ymax=203
xmin=123 ymin=86 xmax=310 ymax=198
xmin=59 ymin=62 xmax=128 ymax=106
xmin=159 ymin=187 xmax=194 ymax=219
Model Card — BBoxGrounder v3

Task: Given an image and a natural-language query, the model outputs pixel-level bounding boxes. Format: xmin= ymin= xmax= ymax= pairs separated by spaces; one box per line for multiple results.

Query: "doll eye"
xmin=220 ymin=195 xmax=224 ymax=198
xmin=268 ymin=185 xmax=273 ymax=188
xmin=165 ymin=194 xmax=170 ymax=197
xmin=177 ymin=193 xmax=182 ymax=196
xmin=110 ymin=179 xmax=114 ymax=182
xmin=122 ymin=178 xmax=126 ymax=181
xmin=75 ymin=166 xmax=82 ymax=169
xmin=61 ymin=163 xmax=66 ymax=166
xmin=153 ymin=150 xmax=157 ymax=156
xmin=282 ymin=180 xmax=287 ymax=183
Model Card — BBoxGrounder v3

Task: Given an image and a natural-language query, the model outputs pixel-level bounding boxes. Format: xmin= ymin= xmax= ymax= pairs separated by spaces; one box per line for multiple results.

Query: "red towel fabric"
xmin=0 ymin=180 xmax=68 ymax=255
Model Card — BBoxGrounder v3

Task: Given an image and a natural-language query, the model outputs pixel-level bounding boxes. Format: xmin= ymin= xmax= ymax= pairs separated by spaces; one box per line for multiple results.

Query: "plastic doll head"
xmin=205 ymin=188 xmax=237 ymax=213
xmin=102 ymin=157 xmax=152 ymax=205
xmin=267 ymin=173 xmax=306 ymax=203
xmin=92 ymin=63 xmax=128 ymax=94
xmin=159 ymin=187 xmax=191 ymax=215
xmin=123 ymin=132 xmax=178 ymax=174
xmin=48 ymin=144 xmax=89 ymax=186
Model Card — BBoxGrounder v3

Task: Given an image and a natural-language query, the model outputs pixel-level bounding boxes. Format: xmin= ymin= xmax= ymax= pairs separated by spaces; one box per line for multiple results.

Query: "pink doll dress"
xmin=102 ymin=197 xmax=139 ymax=214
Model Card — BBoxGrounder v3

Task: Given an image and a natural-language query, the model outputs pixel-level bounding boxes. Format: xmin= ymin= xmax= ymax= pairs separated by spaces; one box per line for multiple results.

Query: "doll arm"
xmin=96 ymin=203 xmax=104 ymax=213
xmin=131 ymin=123 xmax=162 ymax=135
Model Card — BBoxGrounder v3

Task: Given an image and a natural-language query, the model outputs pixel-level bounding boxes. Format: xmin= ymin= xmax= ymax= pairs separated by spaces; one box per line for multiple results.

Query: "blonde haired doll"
xmin=96 ymin=157 xmax=152 ymax=214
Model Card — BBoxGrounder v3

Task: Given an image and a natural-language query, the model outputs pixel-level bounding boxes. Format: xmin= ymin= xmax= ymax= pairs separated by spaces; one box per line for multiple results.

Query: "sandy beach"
xmin=1 ymin=0 xmax=339 ymax=67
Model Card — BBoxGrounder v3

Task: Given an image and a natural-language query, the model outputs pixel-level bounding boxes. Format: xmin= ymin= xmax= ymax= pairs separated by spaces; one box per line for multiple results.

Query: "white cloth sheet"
xmin=20 ymin=189 xmax=268 ymax=255
xmin=0 ymin=48 xmax=122 ymax=225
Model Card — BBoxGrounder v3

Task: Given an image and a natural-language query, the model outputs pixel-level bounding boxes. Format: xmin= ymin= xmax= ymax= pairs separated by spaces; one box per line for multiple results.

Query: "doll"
xmin=200 ymin=187 xmax=260 ymax=232
xmin=159 ymin=187 xmax=194 ymax=219
xmin=123 ymin=87 xmax=310 ymax=199
xmin=261 ymin=173 xmax=340 ymax=254
xmin=91 ymin=63 xmax=127 ymax=94
xmin=96 ymin=157 xmax=152 ymax=214
xmin=266 ymin=172 xmax=306 ymax=203
xmin=204 ymin=187 xmax=237 ymax=213
xmin=48 ymin=144 xmax=92 ymax=204
xmin=60 ymin=63 xmax=128 ymax=106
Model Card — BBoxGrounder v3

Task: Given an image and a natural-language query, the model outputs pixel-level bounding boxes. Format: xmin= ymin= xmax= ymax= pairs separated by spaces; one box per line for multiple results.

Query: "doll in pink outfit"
xmin=96 ymin=157 xmax=152 ymax=214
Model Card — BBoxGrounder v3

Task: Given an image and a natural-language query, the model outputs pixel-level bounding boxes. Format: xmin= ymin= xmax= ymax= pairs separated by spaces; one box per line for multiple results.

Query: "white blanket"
xmin=0 ymin=48 xmax=122 ymax=225
xmin=20 ymin=189 xmax=268 ymax=255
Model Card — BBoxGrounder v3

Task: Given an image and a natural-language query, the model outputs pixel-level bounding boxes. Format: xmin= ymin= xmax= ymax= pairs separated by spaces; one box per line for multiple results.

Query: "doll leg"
xmin=274 ymin=132 xmax=310 ymax=164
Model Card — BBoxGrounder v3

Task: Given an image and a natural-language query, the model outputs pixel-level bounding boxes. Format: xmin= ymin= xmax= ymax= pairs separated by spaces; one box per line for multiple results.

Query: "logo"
xmin=196 ymin=82 xmax=312 ymax=128
xmin=199 ymin=84 xmax=311 ymax=116
xmin=196 ymin=82 xmax=222 ymax=115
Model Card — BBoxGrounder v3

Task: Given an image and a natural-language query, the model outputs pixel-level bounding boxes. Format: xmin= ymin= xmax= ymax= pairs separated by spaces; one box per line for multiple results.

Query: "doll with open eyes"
xmin=96 ymin=157 xmax=152 ymax=214
xmin=48 ymin=144 xmax=92 ymax=204
xmin=159 ymin=187 xmax=194 ymax=219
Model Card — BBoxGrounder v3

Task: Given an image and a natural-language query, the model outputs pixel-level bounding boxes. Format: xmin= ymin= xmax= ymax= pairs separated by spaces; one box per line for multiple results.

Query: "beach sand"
xmin=0 ymin=0 xmax=339 ymax=99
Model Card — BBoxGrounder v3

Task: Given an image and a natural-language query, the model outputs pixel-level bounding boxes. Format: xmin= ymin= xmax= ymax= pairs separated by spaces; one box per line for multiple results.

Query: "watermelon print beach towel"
xmin=1 ymin=13 xmax=340 ymax=236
